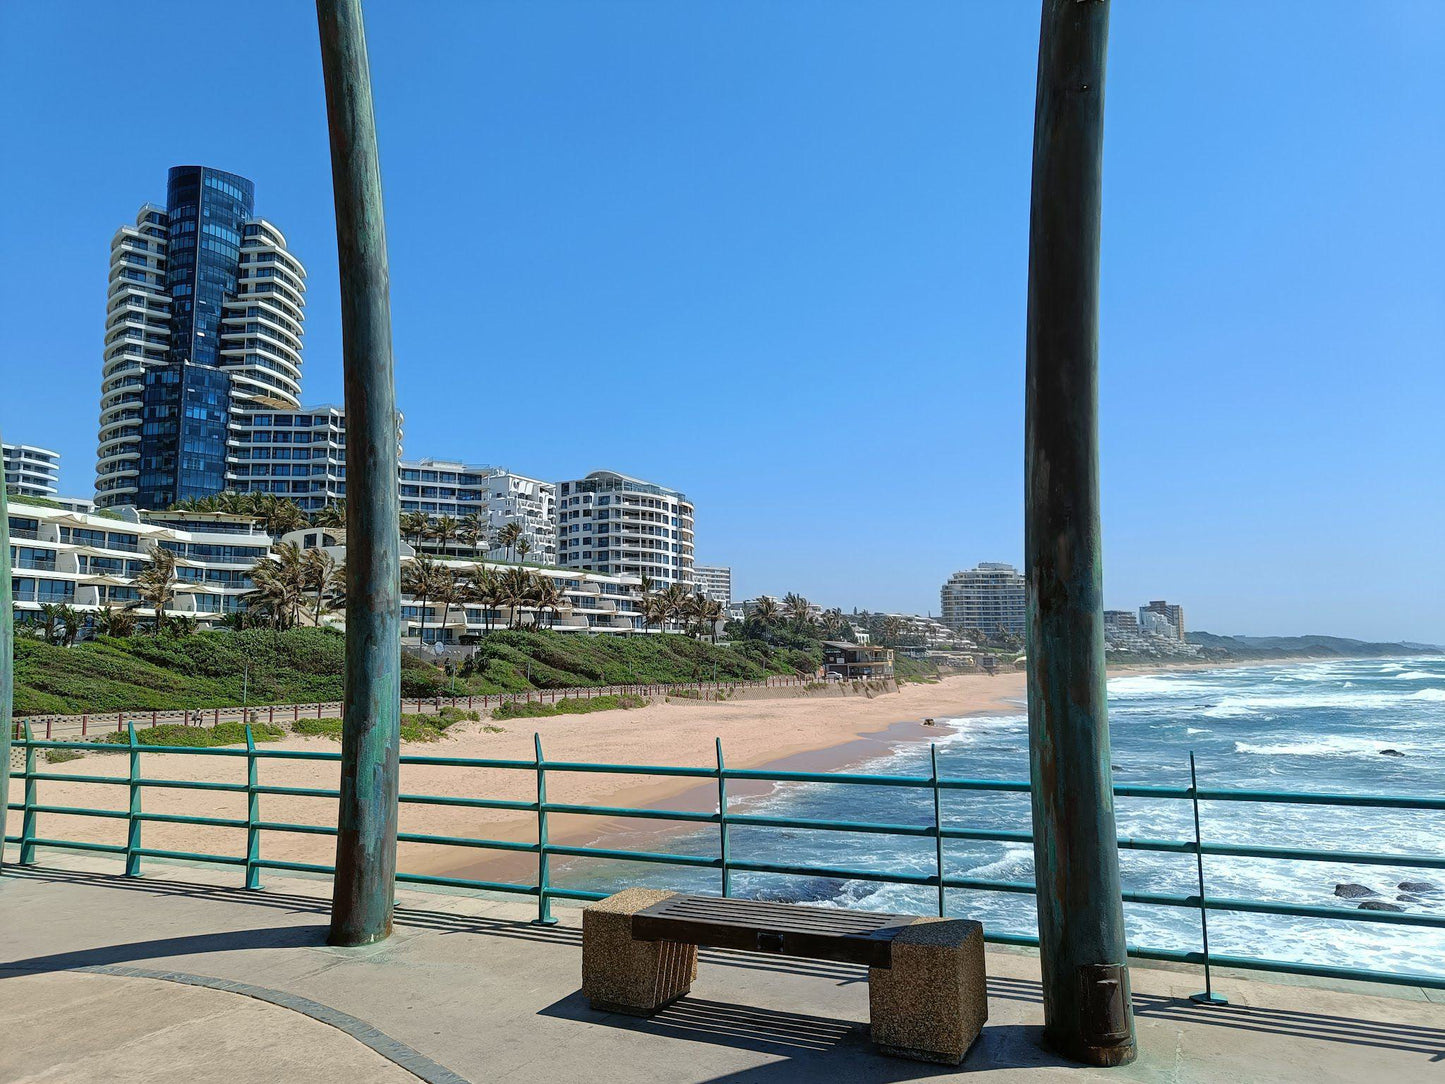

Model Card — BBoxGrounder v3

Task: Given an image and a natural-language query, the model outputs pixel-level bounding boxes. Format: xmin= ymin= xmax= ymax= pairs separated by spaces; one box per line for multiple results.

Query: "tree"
xmin=253 ymin=494 xmax=308 ymax=538
xmin=531 ymin=574 xmax=564 ymax=629
xmin=783 ymin=592 xmax=813 ymax=627
xmin=516 ymin=537 xmax=532 ymax=564
xmin=38 ymin=602 xmax=82 ymax=646
xmin=496 ymin=522 xmax=523 ymax=563
xmin=428 ymin=563 xmax=465 ymax=644
xmin=94 ymin=603 xmax=137 ymax=638
xmin=401 ymin=553 xmax=441 ymax=642
xmin=400 ymin=511 xmax=431 ymax=551
xmin=661 ymin=583 xmax=690 ymax=632
xmin=642 ymin=593 xmax=670 ymax=635
xmin=752 ymin=595 xmax=779 ymax=626
xmin=131 ymin=545 xmax=178 ymax=633
xmin=466 ymin=564 xmax=502 ymax=633
xmin=430 ymin=515 xmax=460 ymax=558
xmin=245 ymin=542 xmax=308 ymax=630
xmin=459 ymin=512 xmax=485 ymax=554
xmin=498 ymin=566 xmax=534 ymax=627
xmin=303 ymin=548 xmax=345 ymax=627
xmin=312 ymin=500 xmax=347 ymax=528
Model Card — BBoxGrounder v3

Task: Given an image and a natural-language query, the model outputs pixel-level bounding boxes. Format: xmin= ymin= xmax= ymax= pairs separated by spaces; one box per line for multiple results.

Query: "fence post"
xmin=1188 ymin=752 xmax=1227 ymax=1005
xmin=124 ymin=724 xmax=142 ymax=877
xmin=244 ymin=725 xmax=262 ymax=890
xmin=931 ymin=743 xmax=945 ymax=917
xmin=19 ymin=723 xmax=38 ymax=865
xmin=716 ymin=738 xmax=731 ymax=897
xmin=534 ymin=732 xmax=556 ymax=924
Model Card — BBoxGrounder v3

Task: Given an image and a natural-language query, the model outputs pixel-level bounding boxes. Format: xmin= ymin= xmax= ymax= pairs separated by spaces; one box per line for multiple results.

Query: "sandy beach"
xmin=8 ymin=672 xmax=1029 ymax=884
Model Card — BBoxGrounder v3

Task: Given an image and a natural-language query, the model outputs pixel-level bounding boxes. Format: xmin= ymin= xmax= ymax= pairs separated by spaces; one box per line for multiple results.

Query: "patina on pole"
xmin=1024 ymin=0 xmax=1136 ymax=1067
xmin=0 ymin=441 xmax=13 ymax=868
xmin=317 ymin=0 xmax=402 ymax=947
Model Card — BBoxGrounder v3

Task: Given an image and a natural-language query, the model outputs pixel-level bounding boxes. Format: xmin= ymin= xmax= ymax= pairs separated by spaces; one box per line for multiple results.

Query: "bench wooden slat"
xmin=630 ymin=894 xmax=915 ymax=968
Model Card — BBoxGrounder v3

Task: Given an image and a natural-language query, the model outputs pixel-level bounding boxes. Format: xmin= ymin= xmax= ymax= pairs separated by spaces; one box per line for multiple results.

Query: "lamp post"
xmin=0 ymin=436 xmax=13 ymax=868
xmin=1023 ymin=0 xmax=1136 ymax=1066
xmin=317 ymin=0 xmax=402 ymax=948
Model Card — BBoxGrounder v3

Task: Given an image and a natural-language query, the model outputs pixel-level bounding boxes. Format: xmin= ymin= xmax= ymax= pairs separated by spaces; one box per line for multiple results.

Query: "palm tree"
xmin=752 ymin=595 xmax=779 ymax=626
xmin=783 ymin=592 xmax=812 ymax=627
xmin=430 ymin=515 xmax=460 ymax=558
xmin=498 ymin=566 xmax=534 ymax=627
xmin=696 ymin=596 xmax=724 ymax=643
xmin=459 ymin=512 xmax=485 ymax=554
xmin=531 ymin=575 xmax=564 ymax=628
xmin=94 ymin=603 xmax=137 ymax=638
xmin=820 ymin=607 xmax=846 ymax=637
xmin=303 ymin=548 xmax=345 ymax=626
xmin=131 ymin=545 xmax=178 ymax=633
xmin=429 ymin=563 xmax=464 ymax=644
xmin=311 ymin=500 xmax=347 ymax=528
xmin=496 ymin=522 xmax=523 ymax=563
xmin=642 ymin=594 xmax=670 ymax=635
xmin=401 ymin=553 xmax=441 ymax=642
xmin=400 ymin=511 xmax=431 ymax=551
xmin=516 ymin=537 xmax=532 ymax=565
xmin=245 ymin=543 xmax=308 ymax=630
xmin=661 ymin=583 xmax=690 ymax=632
xmin=466 ymin=564 xmax=501 ymax=633
xmin=882 ymin=615 xmax=904 ymax=646
xmin=254 ymin=494 xmax=308 ymax=538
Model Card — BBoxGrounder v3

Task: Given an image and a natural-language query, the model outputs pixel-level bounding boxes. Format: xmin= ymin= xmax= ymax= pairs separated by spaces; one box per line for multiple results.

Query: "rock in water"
xmin=1334 ymin=883 xmax=1378 ymax=899
xmin=1378 ymin=748 xmax=1406 ymax=757
xmin=1398 ymin=881 xmax=1437 ymax=893
xmin=1358 ymin=901 xmax=1405 ymax=912
xmin=1397 ymin=894 xmax=1424 ymax=904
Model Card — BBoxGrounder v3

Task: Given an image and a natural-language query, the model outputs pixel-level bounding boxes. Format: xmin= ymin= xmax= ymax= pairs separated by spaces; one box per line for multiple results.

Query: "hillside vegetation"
xmin=12 ymin=628 xmax=816 ymax=716
xmin=1188 ymin=632 xmax=1441 ymax=660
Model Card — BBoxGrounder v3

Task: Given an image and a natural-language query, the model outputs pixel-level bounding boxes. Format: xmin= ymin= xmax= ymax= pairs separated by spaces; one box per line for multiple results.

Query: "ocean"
xmin=553 ymin=657 xmax=1445 ymax=980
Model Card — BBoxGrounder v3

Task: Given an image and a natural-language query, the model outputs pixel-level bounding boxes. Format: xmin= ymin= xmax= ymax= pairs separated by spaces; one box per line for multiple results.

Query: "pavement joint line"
xmin=0 ymin=963 xmax=472 ymax=1084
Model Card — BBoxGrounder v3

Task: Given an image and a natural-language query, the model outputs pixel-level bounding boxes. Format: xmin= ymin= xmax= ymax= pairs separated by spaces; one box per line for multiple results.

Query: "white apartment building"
xmin=227 ymin=404 xmax=350 ymax=512
xmin=556 ymin=471 xmax=694 ymax=589
xmin=940 ymin=562 xmax=1027 ymax=636
xmin=284 ymin=527 xmax=645 ymax=642
xmin=8 ymin=500 xmax=271 ymax=630
xmin=3 ymin=444 xmax=60 ymax=500
xmin=693 ymin=564 xmax=732 ymax=607
xmin=400 ymin=460 xmax=556 ymax=565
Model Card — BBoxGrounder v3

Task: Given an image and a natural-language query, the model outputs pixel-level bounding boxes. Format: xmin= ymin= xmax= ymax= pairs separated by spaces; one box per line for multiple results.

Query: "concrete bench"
xmin=581 ymin=888 xmax=987 ymax=1065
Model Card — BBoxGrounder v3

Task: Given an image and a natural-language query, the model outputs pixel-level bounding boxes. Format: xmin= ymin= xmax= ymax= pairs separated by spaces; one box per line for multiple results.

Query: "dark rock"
xmin=1398 ymin=881 xmax=1437 ymax=893
xmin=1334 ymin=883 xmax=1378 ymax=899
xmin=1358 ymin=901 xmax=1405 ymax=912
xmin=1397 ymin=894 xmax=1424 ymax=904
xmin=1378 ymin=748 xmax=1406 ymax=757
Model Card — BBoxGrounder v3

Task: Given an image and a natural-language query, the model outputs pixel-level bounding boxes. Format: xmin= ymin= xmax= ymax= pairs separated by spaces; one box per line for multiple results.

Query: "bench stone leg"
xmin=583 ymin=889 xmax=697 ymax=1016
xmin=869 ymin=918 xmax=987 ymax=1065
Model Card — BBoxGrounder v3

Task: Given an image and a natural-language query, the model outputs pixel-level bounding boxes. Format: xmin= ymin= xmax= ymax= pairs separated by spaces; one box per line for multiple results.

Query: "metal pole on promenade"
xmin=1 ymin=444 xmax=13 ymax=868
xmin=317 ymin=0 xmax=402 ymax=947
xmin=1024 ymin=0 xmax=1136 ymax=1066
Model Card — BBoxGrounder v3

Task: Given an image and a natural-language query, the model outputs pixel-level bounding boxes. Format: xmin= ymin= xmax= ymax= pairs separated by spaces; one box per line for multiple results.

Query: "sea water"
xmin=553 ymin=657 xmax=1445 ymax=979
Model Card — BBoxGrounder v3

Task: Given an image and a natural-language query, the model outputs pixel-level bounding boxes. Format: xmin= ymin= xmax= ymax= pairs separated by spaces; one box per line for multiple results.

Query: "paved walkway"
xmin=1 ymin=857 xmax=1442 ymax=1082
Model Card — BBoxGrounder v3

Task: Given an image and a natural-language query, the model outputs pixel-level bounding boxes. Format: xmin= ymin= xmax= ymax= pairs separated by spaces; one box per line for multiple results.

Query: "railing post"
xmin=244 ymin=725 xmax=262 ymax=890
xmin=534 ymin=732 xmax=556 ymax=924
xmin=716 ymin=738 xmax=731 ymax=897
xmin=931 ymin=743 xmax=945 ymax=917
xmin=19 ymin=723 xmax=38 ymax=865
xmin=124 ymin=724 xmax=142 ymax=877
xmin=1188 ymin=752 xmax=1227 ymax=1005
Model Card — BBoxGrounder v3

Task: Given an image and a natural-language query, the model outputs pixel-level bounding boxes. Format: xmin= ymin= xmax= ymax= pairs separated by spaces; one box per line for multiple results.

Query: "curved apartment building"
xmin=556 ymin=470 xmax=694 ymax=589
xmin=95 ymin=167 xmax=305 ymax=510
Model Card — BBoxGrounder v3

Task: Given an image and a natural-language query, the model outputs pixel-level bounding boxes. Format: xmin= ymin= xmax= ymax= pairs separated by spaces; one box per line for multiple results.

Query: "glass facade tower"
xmin=164 ymin=167 xmax=254 ymax=368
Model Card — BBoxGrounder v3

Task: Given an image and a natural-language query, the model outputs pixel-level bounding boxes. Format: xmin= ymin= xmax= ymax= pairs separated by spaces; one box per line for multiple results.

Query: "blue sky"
xmin=2 ymin=2 xmax=1442 ymax=643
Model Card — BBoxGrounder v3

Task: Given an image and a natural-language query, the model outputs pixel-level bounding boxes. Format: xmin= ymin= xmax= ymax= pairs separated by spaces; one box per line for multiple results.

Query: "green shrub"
xmin=98 ymin=721 xmax=285 ymax=748
xmin=491 ymin=693 xmax=646 ymax=720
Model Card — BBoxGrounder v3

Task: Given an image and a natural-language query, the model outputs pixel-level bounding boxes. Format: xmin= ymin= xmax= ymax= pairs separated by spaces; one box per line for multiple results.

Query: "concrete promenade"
xmin=1 ymin=855 xmax=1441 ymax=1083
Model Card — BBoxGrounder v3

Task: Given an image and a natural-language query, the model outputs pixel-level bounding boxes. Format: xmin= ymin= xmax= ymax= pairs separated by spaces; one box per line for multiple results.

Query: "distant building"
xmin=822 ymin=641 xmax=894 ymax=681
xmin=556 ymin=470 xmax=694 ymax=589
xmin=400 ymin=460 xmax=556 ymax=565
xmin=226 ymin=404 xmax=351 ymax=513
xmin=1103 ymin=610 xmax=1138 ymax=633
xmin=693 ymin=564 xmax=732 ymax=606
xmin=3 ymin=443 xmax=60 ymax=500
xmin=940 ymin=562 xmax=1027 ymax=636
xmin=1140 ymin=600 xmax=1185 ymax=640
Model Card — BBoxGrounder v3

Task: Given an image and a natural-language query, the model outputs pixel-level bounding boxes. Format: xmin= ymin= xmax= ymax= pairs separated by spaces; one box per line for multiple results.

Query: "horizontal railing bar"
xmin=253 ymin=784 xmax=341 ymax=800
xmin=22 ymin=838 xmax=128 ymax=855
xmin=1199 ymin=841 xmax=1445 ymax=870
xmin=727 ymin=812 xmax=933 ymax=836
xmin=247 ymin=748 xmax=341 ymax=762
xmin=534 ymin=761 xmax=717 ymax=780
xmin=136 ymin=812 xmax=249 ymax=830
xmin=16 ymin=772 xmax=127 ymax=786
xmin=727 ymin=858 xmax=936 ymax=886
xmin=134 ymin=778 xmax=249 ymax=794
xmin=728 ymin=767 xmax=931 ymax=788
xmin=254 ymin=820 xmax=338 ymax=837
xmin=133 ymin=847 xmax=246 ymax=866
xmin=543 ymin=802 xmax=717 ymax=824
xmin=543 ymin=844 xmax=719 ymax=869
xmin=400 ymin=755 xmax=535 ymax=770
xmin=1196 ymin=787 xmax=1445 ymax=811
xmin=398 ymin=832 xmax=537 ymax=854
xmin=398 ymin=793 xmax=536 ymax=812
xmin=394 ymin=871 xmax=538 ymax=896
xmin=253 ymin=858 xmax=335 ymax=875
xmin=18 ymin=804 xmax=129 ymax=821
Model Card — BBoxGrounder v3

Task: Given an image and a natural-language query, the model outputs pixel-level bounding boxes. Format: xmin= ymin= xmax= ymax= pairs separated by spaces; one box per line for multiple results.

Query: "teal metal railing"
xmin=5 ymin=723 xmax=1444 ymax=994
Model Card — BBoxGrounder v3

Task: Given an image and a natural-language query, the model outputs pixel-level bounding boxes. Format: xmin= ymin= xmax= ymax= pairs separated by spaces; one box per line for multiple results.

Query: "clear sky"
xmin=2 ymin=2 xmax=1441 ymax=643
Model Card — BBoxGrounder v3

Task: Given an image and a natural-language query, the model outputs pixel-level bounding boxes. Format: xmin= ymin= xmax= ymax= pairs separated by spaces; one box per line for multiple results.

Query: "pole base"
xmin=1189 ymin=991 xmax=1229 ymax=1006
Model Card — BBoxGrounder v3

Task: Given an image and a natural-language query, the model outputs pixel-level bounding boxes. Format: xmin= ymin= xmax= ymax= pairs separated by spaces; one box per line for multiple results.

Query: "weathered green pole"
xmin=317 ymin=0 xmax=402 ymax=947
xmin=1024 ymin=0 xmax=1136 ymax=1067
xmin=1 ymin=441 xmax=13 ymax=869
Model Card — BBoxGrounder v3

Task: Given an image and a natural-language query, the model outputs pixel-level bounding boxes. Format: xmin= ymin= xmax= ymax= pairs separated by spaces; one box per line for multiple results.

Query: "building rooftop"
xmin=2 ymin=858 xmax=1440 ymax=1083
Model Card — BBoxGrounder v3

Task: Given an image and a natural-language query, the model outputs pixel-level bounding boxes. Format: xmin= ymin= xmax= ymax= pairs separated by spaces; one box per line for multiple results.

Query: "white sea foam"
xmin=1379 ymin=663 xmax=1405 ymax=672
xmin=1233 ymin=736 xmax=1416 ymax=758
xmin=1397 ymin=671 xmax=1436 ymax=681
xmin=1409 ymin=688 xmax=1445 ymax=702
xmin=1185 ymin=727 xmax=1209 ymax=736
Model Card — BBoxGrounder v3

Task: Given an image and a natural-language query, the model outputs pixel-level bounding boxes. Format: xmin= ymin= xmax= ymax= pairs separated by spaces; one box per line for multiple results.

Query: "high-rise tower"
xmin=95 ymin=167 xmax=305 ymax=509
